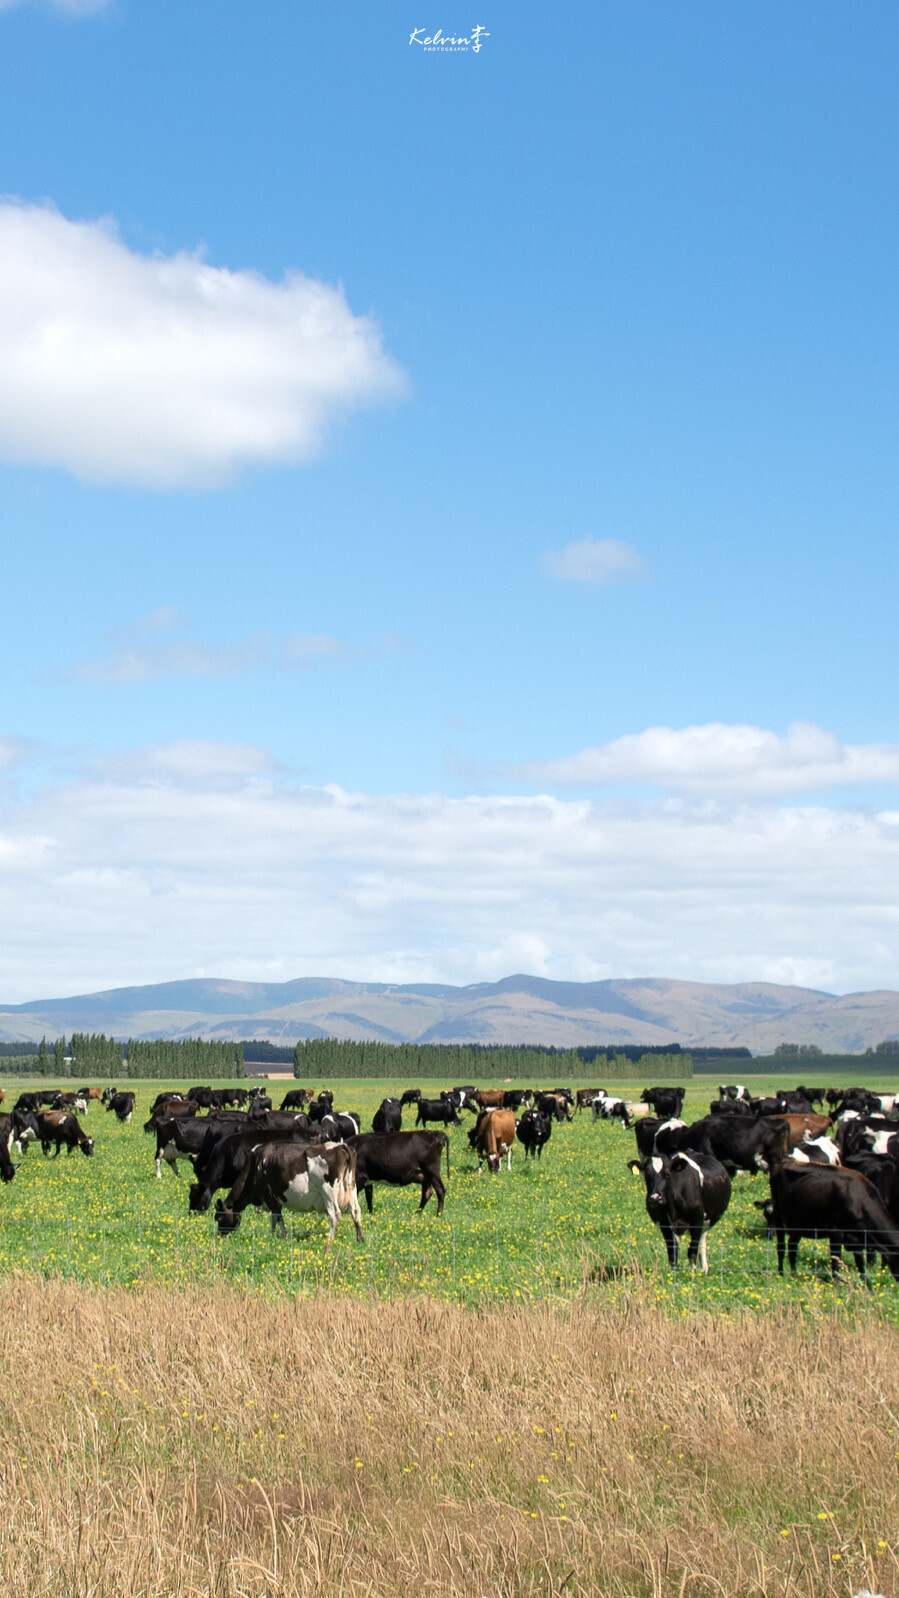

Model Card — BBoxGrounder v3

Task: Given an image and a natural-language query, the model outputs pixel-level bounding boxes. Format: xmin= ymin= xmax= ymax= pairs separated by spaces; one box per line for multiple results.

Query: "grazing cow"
xmin=767 ymin=1160 xmax=899 ymax=1281
xmin=629 ymin=1151 xmax=732 ymax=1272
xmin=279 ymin=1089 xmax=311 ymax=1112
xmin=149 ymin=1113 xmax=236 ymax=1179
xmin=105 ymin=1091 xmax=135 ymax=1123
xmin=415 ymin=1098 xmax=462 ymax=1129
xmin=536 ymin=1092 xmax=573 ymax=1123
xmin=591 ymin=1095 xmax=632 ymax=1128
xmin=54 ymin=1092 xmax=88 ymax=1115
xmin=14 ymin=1092 xmax=43 ymax=1113
xmin=349 ymin=1130 xmax=449 ymax=1214
xmin=187 ymin=1121 xmax=315 ymax=1211
xmin=640 ymin=1087 xmax=686 ymax=1119
xmin=249 ymin=1093 xmax=273 ymax=1116
xmin=792 ymin=1084 xmax=826 ymax=1108
xmin=399 ymin=1089 xmax=422 ymax=1107
xmin=718 ymin=1084 xmax=750 ymax=1102
xmin=215 ymin=1141 xmax=363 ymax=1242
xmin=35 ymin=1110 xmax=94 ymax=1157
xmin=372 ymin=1097 xmax=402 ymax=1134
xmin=575 ymin=1089 xmax=600 ymax=1113
xmin=516 ymin=1109 xmax=551 ymax=1159
xmin=80 ymin=1087 xmax=103 ymax=1103
xmin=709 ymin=1098 xmax=753 ymax=1116
xmin=679 ymin=1116 xmax=790 ymax=1174
xmin=475 ymin=1108 xmax=516 ymax=1173
xmin=502 ymin=1089 xmax=531 ymax=1110
xmin=450 ymin=1085 xmax=478 ymax=1111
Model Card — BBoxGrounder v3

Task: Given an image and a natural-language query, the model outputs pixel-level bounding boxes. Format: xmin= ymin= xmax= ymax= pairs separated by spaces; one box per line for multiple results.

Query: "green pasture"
xmin=0 ymin=1071 xmax=897 ymax=1318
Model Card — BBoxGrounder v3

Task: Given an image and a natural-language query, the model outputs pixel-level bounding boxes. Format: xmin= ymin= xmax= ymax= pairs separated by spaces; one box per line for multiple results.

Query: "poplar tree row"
xmin=293 ymin=1037 xmax=691 ymax=1081
xmin=34 ymin=1034 xmax=243 ymax=1078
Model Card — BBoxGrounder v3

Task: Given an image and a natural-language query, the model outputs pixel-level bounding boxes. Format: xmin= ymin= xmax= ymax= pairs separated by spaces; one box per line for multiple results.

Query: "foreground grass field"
xmin=0 ymin=1071 xmax=898 ymax=1317
xmin=0 ymin=1280 xmax=895 ymax=1598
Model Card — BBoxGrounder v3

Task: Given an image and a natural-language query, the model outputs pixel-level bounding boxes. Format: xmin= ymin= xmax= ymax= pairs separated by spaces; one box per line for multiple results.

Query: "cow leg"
xmin=506 ymin=1145 xmax=512 ymax=1172
xmin=155 ymin=1153 xmax=162 ymax=1179
xmin=270 ymin=1209 xmax=287 ymax=1237
xmin=660 ymin=1224 xmax=678 ymax=1270
xmin=775 ymin=1227 xmax=786 ymax=1274
xmin=430 ymin=1175 xmax=446 ymax=1216
xmin=348 ymin=1187 xmax=364 ymax=1241
xmin=698 ymin=1228 xmax=710 ymax=1274
xmin=362 ymin=1182 xmax=374 ymax=1215
xmin=787 ymin=1232 xmax=800 ymax=1273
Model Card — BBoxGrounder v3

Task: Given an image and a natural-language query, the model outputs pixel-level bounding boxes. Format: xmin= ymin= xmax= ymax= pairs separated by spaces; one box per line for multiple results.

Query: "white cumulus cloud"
xmin=1 ymin=740 xmax=899 ymax=1000
xmin=0 ymin=201 xmax=406 ymax=487
xmin=511 ymin=721 xmax=899 ymax=796
xmin=542 ymin=536 xmax=649 ymax=584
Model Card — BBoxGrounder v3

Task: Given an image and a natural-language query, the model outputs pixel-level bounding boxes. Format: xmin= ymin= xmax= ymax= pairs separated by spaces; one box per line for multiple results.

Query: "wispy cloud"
xmin=542 ymin=536 xmax=649 ymax=584
xmin=0 ymin=735 xmax=41 ymax=772
xmin=69 ymin=625 xmax=394 ymax=685
xmin=0 ymin=200 xmax=406 ymax=488
xmin=510 ymin=721 xmax=899 ymax=796
xmin=0 ymin=0 xmax=110 ymax=12
xmin=2 ymin=739 xmax=899 ymax=1000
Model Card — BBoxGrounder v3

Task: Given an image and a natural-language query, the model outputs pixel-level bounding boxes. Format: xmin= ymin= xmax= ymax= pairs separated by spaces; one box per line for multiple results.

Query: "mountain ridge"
xmin=2 ymin=973 xmax=898 ymax=1053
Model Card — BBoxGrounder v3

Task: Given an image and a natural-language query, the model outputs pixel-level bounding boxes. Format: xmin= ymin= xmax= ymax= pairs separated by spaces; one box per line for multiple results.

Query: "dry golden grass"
xmin=0 ymin=1277 xmax=895 ymax=1598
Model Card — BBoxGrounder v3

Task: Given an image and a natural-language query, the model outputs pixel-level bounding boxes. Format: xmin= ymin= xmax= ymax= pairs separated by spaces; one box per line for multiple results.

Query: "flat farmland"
xmin=2 ymin=1072 xmax=898 ymax=1318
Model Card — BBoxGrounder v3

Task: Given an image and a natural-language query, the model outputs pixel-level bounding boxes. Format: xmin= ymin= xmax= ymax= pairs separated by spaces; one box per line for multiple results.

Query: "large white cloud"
xmin=1 ymin=738 xmax=899 ymax=1000
xmin=511 ymin=721 xmax=899 ymax=796
xmin=0 ymin=202 xmax=405 ymax=487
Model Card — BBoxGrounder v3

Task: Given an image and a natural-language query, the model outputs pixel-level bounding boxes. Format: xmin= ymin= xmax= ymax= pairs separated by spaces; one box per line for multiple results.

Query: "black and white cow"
xmin=629 ymin=1150 xmax=731 ymax=1272
xmin=718 ymin=1084 xmax=750 ymax=1103
xmin=215 ymin=1140 xmax=363 ymax=1242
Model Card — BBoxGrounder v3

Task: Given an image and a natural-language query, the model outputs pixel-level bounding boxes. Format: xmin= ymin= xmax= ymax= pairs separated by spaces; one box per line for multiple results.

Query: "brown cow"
xmin=475 ymin=1108 xmax=516 ymax=1174
xmin=472 ymin=1090 xmax=506 ymax=1110
xmin=770 ymin=1113 xmax=830 ymax=1150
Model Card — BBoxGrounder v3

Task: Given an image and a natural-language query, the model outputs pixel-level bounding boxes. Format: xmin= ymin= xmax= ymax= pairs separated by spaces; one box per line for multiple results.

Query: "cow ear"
xmin=626 ymin=1159 xmax=643 ymax=1174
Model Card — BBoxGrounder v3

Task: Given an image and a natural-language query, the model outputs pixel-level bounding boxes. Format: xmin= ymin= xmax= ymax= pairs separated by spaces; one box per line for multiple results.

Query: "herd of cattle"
xmin=1 ymin=1077 xmax=898 ymax=1281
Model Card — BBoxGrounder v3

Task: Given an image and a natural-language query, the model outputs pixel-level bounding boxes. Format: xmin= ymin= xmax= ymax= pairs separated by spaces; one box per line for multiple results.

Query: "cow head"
xmin=628 ymin=1154 xmax=672 ymax=1207
xmin=79 ymin=1135 xmax=95 ymax=1157
xmin=214 ymin=1200 xmax=240 ymax=1234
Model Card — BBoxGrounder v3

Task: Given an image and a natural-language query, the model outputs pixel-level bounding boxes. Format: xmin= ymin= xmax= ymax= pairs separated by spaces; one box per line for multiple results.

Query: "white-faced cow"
xmin=629 ymin=1151 xmax=731 ymax=1272
xmin=475 ymin=1108 xmax=516 ymax=1173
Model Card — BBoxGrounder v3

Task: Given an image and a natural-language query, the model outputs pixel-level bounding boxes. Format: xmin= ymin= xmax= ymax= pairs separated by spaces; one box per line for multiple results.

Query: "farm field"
xmin=0 ymin=1072 xmax=897 ymax=1598
xmin=1 ymin=1071 xmax=898 ymax=1318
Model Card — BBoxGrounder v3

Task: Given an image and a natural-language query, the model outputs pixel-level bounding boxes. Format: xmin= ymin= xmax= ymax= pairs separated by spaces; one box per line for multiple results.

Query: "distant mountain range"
xmin=2 ymin=973 xmax=899 ymax=1054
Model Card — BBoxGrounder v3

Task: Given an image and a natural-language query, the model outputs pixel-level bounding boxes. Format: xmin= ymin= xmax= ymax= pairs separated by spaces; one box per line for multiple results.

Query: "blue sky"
xmin=1 ymin=0 xmax=899 ymax=1002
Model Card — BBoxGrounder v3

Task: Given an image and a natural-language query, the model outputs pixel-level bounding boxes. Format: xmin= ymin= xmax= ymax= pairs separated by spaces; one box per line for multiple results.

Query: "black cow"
xmin=708 ymin=1098 xmax=753 ymax=1116
xmin=767 ymin=1161 xmax=899 ymax=1281
xmin=537 ymin=1092 xmax=573 ymax=1123
xmin=105 ymin=1091 xmax=136 ymax=1123
xmin=0 ymin=1117 xmax=18 ymax=1182
xmin=280 ymin=1089 xmax=311 ymax=1111
xmin=215 ymin=1141 xmax=363 ymax=1242
xmin=249 ymin=1093 xmax=273 ymax=1116
xmin=685 ymin=1116 xmax=789 ymax=1174
xmin=629 ymin=1151 xmax=731 ymax=1271
xmin=640 ymin=1087 xmax=686 ymax=1119
xmin=35 ymin=1110 xmax=94 ymax=1157
xmin=150 ymin=1113 xmax=236 ymax=1178
xmin=372 ymin=1097 xmax=402 ymax=1134
xmin=348 ymin=1130 xmax=449 ymax=1214
xmin=399 ymin=1089 xmax=421 ymax=1107
xmin=415 ymin=1098 xmax=461 ymax=1129
xmin=843 ymin=1153 xmax=899 ymax=1226
xmin=516 ymin=1109 xmax=551 ymax=1159
xmin=502 ymin=1090 xmax=531 ymax=1110
xmin=317 ymin=1112 xmax=361 ymax=1141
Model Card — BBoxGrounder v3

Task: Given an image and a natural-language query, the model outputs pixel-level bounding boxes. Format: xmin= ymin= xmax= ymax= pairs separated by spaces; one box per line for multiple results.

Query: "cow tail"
xmin=338 ymin=1147 xmax=358 ymax=1209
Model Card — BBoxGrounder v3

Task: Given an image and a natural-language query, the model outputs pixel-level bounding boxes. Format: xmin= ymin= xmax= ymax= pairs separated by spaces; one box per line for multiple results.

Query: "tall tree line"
xmin=39 ymin=1034 xmax=243 ymax=1078
xmin=293 ymin=1038 xmax=691 ymax=1080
